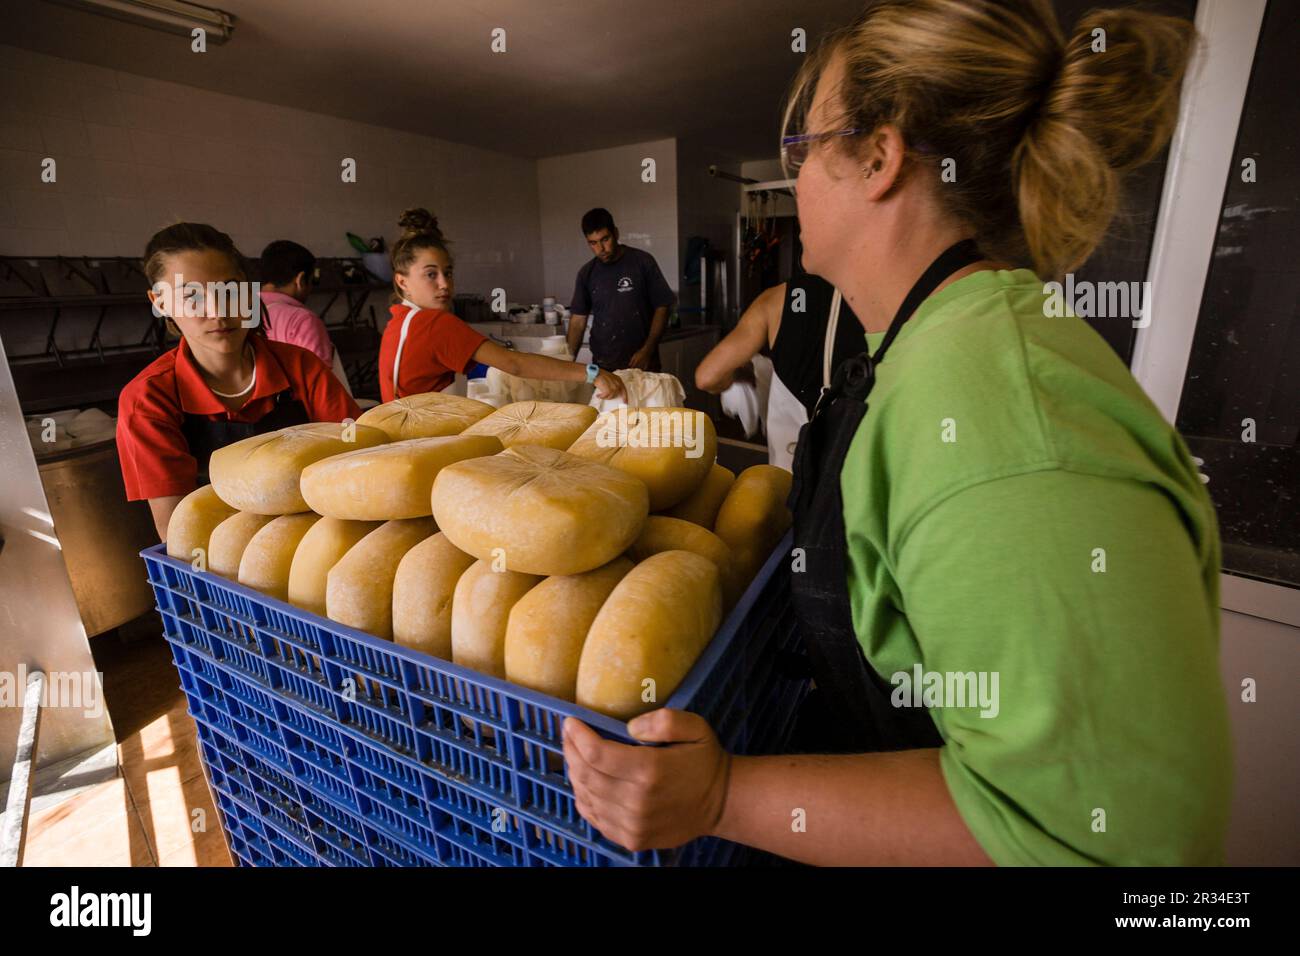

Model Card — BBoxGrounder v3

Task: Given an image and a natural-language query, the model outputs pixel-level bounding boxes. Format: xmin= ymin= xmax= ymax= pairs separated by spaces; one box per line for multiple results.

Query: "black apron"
xmin=787 ymin=239 xmax=983 ymax=754
xmin=181 ymin=387 xmax=309 ymax=484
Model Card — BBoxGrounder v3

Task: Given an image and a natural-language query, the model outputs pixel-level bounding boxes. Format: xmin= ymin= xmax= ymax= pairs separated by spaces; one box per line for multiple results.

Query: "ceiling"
xmin=3 ymin=0 xmax=865 ymax=160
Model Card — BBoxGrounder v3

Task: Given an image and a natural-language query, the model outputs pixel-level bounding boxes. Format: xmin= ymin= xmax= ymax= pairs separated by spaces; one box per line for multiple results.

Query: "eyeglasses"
xmin=781 ymin=128 xmax=865 ymax=172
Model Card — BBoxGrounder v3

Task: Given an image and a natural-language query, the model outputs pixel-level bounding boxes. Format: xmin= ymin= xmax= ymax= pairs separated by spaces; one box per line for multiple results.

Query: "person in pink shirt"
xmin=258 ymin=240 xmax=351 ymax=392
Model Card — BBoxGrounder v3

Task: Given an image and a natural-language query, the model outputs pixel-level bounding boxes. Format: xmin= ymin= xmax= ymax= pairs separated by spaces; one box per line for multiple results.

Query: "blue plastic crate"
xmin=144 ymin=531 xmax=808 ymax=866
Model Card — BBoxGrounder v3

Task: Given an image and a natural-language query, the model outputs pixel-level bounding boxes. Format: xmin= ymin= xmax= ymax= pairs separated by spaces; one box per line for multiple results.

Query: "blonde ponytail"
xmin=785 ymin=0 xmax=1196 ymax=279
xmin=1016 ymin=9 xmax=1195 ymax=277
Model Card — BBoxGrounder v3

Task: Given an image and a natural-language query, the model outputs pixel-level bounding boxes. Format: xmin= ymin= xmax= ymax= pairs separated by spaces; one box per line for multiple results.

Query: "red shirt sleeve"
xmin=430 ymin=312 xmax=487 ymax=375
xmin=116 ymin=380 xmax=198 ymax=501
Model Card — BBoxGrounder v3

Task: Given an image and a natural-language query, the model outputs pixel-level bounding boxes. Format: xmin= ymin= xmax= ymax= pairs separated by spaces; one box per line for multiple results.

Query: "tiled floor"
xmin=22 ymin=622 xmax=232 ymax=867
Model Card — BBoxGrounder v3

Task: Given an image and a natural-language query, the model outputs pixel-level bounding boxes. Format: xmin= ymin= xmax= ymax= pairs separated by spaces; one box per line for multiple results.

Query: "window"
xmin=1174 ymin=0 xmax=1298 ymax=589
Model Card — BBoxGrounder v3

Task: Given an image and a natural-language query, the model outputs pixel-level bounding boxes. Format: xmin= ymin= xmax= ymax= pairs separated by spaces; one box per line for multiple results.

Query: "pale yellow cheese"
xmin=431 ymin=445 xmax=648 ymax=576
xmin=627 ymin=516 xmax=742 ymax=608
xmin=576 ymin=551 xmax=722 ymax=720
xmin=566 ymin=406 xmax=717 ymax=510
xmin=165 ymin=484 xmax=237 ymax=563
xmin=238 ymin=513 xmax=322 ymax=601
xmin=356 ymin=392 xmax=495 ymax=440
xmin=663 ymin=463 xmax=735 ymax=529
xmin=287 ymin=517 xmax=383 ymax=616
xmin=450 ymin=559 xmax=542 ymax=678
xmin=209 ymin=421 xmax=389 ymax=515
xmin=207 ymin=512 xmax=277 ymax=580
xmin=462 ymin=400 xmax=598 ymax=450
xmin=300 ymin=434 xmax=502 ymax=521
xmin=713 ymin=464 xmax=793 ymax=585
xmin=504 ymin=557 xmax=634 ymax=701
xmin=392 ymin=532 xmax=476 ymax=659
xmin=326 ymin=518 xmax=436 ymax=640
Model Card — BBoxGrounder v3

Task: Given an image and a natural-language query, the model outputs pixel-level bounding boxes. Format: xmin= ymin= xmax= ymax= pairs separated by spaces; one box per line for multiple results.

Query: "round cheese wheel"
xmin=300 ymin=434 xmax=503 ymax=520
xmin=713 ymin=464 xmax=793 ymax=586
xmin=450 ymin=559 xmax=542 ymax=678
xmin=238 ymin=513 xmax=322 ymax=601
xmin=209 ymin=422 xmax=389 ymax=515
xmin=461 ymin=400 xmax=598 ymax=450
xmin=287 ymin=517 xmax=383 ymax=616
xmin=566 ymin=406 xmax=717 ymax=510
xmin=208 ymin=512 xmax=276 ymax=580
xmin=356 ymin=391 xmax=494 ymax=440
xmin=431 ymin=445 xmax=649 ymax=576
xmin=504 ymin=557 xmax=634 ymax=701
xmin=627 ymin=516 xmax=742 ymax=608
xmin=326 ymin=518 xmax=436 ymax=640
xmin=576 ymin=550 xmax=723 ymax=720
xmin=392 ymin=532 xmax=476 ymax=659
xmin=663 ymin=463 xmax=735 ymax=529
xmin=165 ymin=484 xmax=237 ymax=563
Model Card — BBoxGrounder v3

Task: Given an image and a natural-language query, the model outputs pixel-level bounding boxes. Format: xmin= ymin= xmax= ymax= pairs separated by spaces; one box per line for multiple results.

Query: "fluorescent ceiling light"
xmin=45 ymin=0 xmax=235 ymax=44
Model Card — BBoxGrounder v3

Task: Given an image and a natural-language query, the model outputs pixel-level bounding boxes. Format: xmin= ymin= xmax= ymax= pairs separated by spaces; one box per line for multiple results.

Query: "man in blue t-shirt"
xmin=565 ymin=208 xmax=676 ymax=371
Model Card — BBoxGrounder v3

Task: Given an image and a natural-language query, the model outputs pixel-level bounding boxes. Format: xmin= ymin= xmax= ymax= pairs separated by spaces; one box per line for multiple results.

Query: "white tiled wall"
xmin=0 ymin=43 xmax=545 ymax=303
xmin=536 ymin=138 xmax=679 ymax=307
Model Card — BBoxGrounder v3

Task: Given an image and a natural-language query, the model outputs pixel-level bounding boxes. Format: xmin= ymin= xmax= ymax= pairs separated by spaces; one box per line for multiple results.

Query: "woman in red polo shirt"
xmin=378 ymin=208 xmax=625 ymax=403
xmin=118 ymin=222 xmax=359 ymax=539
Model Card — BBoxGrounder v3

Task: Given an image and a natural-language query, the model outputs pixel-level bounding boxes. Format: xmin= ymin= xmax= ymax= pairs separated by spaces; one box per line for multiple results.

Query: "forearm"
xmin=712 ymin=748 xmax=993 ymax=866
xmin=695 ymin=353 xmax=742 ymax=393
xmin=644 ymin=307 xmax=669 ymax=351
xmin=566 ymin=315 xmax=587 ymax=357
xmin=148 ymin=494 xmax=185 ymax=542
xmin=505 ymin=349 xmax=587 ymax=383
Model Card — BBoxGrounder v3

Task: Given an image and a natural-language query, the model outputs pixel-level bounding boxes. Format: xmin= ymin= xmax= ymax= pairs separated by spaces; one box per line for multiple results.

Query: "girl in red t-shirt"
xmin=378 ymin=208 xmax=625 ymax=403
xmin=117 ymin=222 xmax=359 ymax=540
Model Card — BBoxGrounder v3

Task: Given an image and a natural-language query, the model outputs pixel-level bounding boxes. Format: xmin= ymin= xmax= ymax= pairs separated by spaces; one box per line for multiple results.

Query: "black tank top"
xmin=770 ymin=273 xmax=863 ymax=417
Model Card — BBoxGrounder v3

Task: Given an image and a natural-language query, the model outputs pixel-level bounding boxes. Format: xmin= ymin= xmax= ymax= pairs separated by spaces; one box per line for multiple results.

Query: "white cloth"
xmin=589 ymin=369 xmax=686 ymax=413
xmin=720 ymin=380 xmax=762 ymax=439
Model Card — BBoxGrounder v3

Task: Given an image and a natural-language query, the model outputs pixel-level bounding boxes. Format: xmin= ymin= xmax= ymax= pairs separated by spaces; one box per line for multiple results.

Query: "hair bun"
xmin=398 ymin=207 xmax=442 ymax=240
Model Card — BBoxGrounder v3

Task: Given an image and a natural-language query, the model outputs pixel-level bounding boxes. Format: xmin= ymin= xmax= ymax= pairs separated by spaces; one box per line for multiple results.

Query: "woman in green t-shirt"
xmin=562 ymin=0 xmax=1232 ymax=866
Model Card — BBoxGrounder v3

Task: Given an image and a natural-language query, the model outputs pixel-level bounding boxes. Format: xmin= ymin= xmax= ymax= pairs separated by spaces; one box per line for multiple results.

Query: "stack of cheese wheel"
xmin=428 ymin=444 xmax=644 ymax=691
xmin=712 ymin=464 xmax=793 ymax=586
xmin=209 ymin=421 xmax=389 ymax=514
xmin=170 ymin=406 xmax=795 ymax=723
xmin=566 ymin=406 xmax=717 ymax=511
xmin=300 ymin=434 xmax=503 ymax=520
xmin=576 ymin=550 xmax=723 ymax=719
xmin=166 ymin=485 xmax=236 ymax=564
xmin=462 ymin=400 xmax=597 ymax=450
xmin=663 ymin=462 xmax=735 ymax=528
xmin=208 ymin=512 xmax=276 ymax=579
xmin=178 ymin=418 xmax=503 ymax=637
xmin=432 ymin=444 xmax=649 ymax=575
xmin=327 ymin=518 xmax=436 ymax=640
xmin=356 ymin=391 xmax=494 ymax=439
